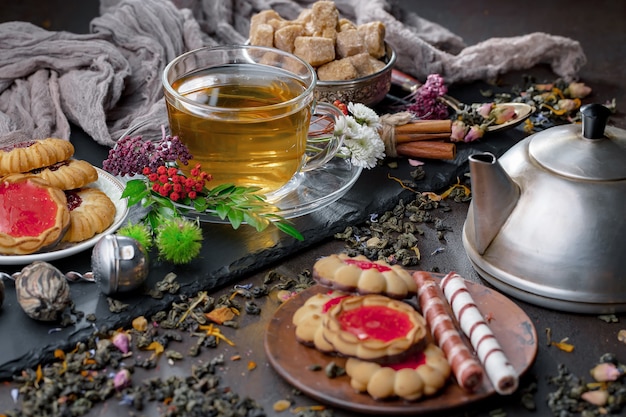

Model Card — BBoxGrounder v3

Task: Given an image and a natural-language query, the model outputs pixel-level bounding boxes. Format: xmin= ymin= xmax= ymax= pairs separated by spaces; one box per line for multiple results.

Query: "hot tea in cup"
xmin=162 ymin=45 xmax=343 ymax=197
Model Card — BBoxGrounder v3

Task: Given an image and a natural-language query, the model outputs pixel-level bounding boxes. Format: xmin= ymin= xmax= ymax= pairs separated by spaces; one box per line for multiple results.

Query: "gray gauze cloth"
xmin=1 ymin=0 xmax=586 ymax=148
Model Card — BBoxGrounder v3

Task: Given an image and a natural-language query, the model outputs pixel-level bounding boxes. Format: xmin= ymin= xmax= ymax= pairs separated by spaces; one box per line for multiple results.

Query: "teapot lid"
xmin=528 ymin=104 xmax=626 ymax=180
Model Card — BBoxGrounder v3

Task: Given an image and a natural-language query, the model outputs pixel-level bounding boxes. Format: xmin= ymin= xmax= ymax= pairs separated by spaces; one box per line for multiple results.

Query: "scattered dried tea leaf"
xmin=107 ymin=297 xmax=128 ymax=313
xmin=598 ymin=314 xmax=619 ymax=323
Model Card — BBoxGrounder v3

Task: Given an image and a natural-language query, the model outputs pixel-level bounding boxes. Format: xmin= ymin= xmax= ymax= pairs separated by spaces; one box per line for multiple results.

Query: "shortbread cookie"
xmin=345 ymin=343 xmax=451 ymax=401
xmin=0 ymin=174 xmax=70 ymax=255
xmin=29 ymin=159 xmax=98 ymax=190
xmin=322 ymin=294 xmax=428 ymax=362
xmin=0 ymin=139 xmax=74 ymax=176
xmin=62 ymin=187 xmax=116 ymax=243
xmin=292 ymin=290 xmax=348 ymax=353
xmin=313 ymin=253 xmax=417 ymax=299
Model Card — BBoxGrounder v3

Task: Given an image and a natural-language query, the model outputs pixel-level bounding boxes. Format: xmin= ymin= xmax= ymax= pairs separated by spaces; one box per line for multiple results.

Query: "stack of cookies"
xmin=291 ymin=254 xmax=451 ymax=401
xmin=0 ymin=138 xmax=116 ymax=255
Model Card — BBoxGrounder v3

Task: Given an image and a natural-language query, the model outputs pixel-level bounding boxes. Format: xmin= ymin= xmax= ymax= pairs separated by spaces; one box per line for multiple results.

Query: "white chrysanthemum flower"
xmin=348 ymin=102 xmax=381 ymax=129
xmin=333 ymin=115 xmax=349 ymax=137
xmin=342 ymin=125 xmax=385 ymax=169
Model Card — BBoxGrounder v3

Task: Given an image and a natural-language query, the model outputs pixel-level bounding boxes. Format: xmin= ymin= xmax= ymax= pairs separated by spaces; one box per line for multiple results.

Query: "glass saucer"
xmin=119 ymin=120 xmax=363 ymax=222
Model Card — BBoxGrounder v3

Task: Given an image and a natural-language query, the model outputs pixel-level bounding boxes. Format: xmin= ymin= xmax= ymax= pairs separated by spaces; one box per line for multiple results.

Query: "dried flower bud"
xmin=450 ymin=120 xmax=468 ymax=142
xmin=112 ymin=332 xmax=131 ymax=354
xmin=477 ymin=102 xmax=494 ymax=118
xmin=565 ymin=82 xmax=592 ymax=99
xmin=492 ymin=105 xmax=517 ymax=124
xmin=581 ymin=389 xmax=609 ymax=406
xmin=557 ymin=99 xmax=580 ymax=113
xmin=113 ymin=369 xmax=132 ymax=390
xmin=464 ymin=125 xmax=486 ymax=143
xmin=590 ymin=362 xmax=622 ymax=382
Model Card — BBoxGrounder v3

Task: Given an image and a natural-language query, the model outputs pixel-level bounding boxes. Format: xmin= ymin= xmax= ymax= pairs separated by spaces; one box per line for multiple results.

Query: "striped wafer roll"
xmin=413 ymin=271 xmax=484 ymax=392
xmin=440 ymin=272 xmax=519 ymax=395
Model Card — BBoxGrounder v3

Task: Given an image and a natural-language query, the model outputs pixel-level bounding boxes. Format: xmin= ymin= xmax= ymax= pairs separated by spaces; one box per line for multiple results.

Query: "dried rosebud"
xmin=590 ymin=362 xmax=622 ymax=382
xmin=112 ymin=332 xmax=131 ymax=354
xmin=113 ymin=369 xmax=132 ymax=390
xmin=557 ymin=98 xmax=580 ymax=113
xmin=581 ymin=389 xmax=609 ymax=406
xmin=492 ymin=105 xmax=517 ymax=124
xmin=464 ymin=125 xmax=486 ymax=143
xmin=450 ymin=120 xmax=468 ymax=142
xmin=477 ymin=102 xmax=494 ymax=118
xmin=565 ymin=82 xmax=592 ymax=99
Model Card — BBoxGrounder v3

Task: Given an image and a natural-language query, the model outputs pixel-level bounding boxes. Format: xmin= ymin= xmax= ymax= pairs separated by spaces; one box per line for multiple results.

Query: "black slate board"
xmin=0 ymin=94 xmax=527 ymax=379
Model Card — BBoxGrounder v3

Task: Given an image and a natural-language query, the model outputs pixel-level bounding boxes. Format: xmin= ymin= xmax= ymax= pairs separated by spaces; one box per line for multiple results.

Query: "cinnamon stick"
xmin=395 ymin=132 xmax=451 ymax=143
xmin=395 ymin=119 xmax=452 ymax=134
xmin=396 ymin=141 xmax=456 ymax=160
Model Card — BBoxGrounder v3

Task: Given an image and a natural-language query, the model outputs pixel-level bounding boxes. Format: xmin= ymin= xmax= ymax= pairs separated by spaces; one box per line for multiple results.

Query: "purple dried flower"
xmin=112 ymin=331 xmax=130 ymax=354
xmin=113 ymin=369 xmax=132 ymax=390
xmin=405 ymin=74 xmax=449 ymax=120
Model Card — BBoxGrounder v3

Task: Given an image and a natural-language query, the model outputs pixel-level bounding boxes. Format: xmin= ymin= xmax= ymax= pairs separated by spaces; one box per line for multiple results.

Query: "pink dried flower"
xmin=492 ymin=105 xmax=517 ymax=124
xmin=581 ymin=389 xmax=609 ymax=406
xmin=450 ymin=120 xmax=468 ymax=142
xmin=566 ymin=82 xmax=592 ymax=99
xmin=113 ymin=369 xmax=132 ymax=390
xmin=590 ymin=362 xmax=622 ymax=382
xmin=464 ymin=125 xmax=486 ymax=142
xmin=477 ymin=102 xmax=494 ymax=118
xmin=112 ymin=332 xmax=130 ymax=354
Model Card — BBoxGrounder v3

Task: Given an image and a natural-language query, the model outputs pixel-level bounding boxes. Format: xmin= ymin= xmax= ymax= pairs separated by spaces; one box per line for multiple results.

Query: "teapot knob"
xmin=580 ymin=103 xmax=611 ymax=139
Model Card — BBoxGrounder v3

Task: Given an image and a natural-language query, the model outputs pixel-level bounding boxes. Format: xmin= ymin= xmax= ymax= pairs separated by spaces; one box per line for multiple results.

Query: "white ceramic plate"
xmin=0 ymin=168 xmax=129 ymax=266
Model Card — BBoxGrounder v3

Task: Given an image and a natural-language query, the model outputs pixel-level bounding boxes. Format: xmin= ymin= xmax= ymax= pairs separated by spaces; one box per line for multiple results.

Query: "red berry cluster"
xmin=333 ymin=100 xmax=349 ymax=115
xmin=142 ymin=163 xmax=212 ymax=202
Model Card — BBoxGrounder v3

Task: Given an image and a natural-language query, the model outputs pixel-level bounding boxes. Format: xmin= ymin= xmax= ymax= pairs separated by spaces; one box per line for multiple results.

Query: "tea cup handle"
xmin=301 ymin=102 xmax=345 ymax=172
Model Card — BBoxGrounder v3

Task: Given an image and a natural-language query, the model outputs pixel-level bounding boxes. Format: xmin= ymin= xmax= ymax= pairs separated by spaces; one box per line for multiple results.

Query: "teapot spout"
xmin=468 ymin=152 xmax=520 ymax=255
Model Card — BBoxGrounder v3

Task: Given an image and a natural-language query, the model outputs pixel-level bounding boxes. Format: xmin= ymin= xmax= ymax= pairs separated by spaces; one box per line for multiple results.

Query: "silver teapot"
xmin=463 ymin=104 xmax=626 ymax=314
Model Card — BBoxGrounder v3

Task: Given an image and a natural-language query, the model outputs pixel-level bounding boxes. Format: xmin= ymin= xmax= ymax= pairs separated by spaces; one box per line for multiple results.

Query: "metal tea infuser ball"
xmin=90 ymin=234 xmax=149 ymax=295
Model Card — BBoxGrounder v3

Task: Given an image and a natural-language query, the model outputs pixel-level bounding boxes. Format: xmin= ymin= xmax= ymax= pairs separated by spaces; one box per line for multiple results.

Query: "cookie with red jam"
xmin=0 ymin=174 xmax=70 ymax=255
xmin=0 ymin=139 xmax=74 ymax=176
xmin=29 ymin=159 xmax=98 ymax=190
xmin=345 ymin=343 xmax=451 ymax=401
xmin=62 ymin=187 xmax=116 ymax=243
xmin=313 ymin=253 xmax=417 ymax=299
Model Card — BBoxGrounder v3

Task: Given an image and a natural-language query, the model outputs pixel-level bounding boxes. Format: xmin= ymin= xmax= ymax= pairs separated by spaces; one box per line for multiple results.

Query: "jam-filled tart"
xmin=0 ymin=174 xmax=70 ymax=255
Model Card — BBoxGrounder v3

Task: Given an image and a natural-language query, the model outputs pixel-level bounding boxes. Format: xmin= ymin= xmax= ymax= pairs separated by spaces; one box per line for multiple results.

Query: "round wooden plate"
xmin=264 ymin=277 xmax=538 ymax=415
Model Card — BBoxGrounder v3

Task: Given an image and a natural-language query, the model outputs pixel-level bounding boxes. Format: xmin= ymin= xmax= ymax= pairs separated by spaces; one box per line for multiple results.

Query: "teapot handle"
xmin=580 ymin=103 xmax=611 ymax=139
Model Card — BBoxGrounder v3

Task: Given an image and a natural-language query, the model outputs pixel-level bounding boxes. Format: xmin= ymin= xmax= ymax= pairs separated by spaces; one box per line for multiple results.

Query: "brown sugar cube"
xmin=274 ymin=24 xmax=304 ymax=53
xmin=317 ymin=58 xmax=359 ymax=81
xmin=300 ymin=0 xmax=339 ymax=39
xmin=357 ymin=21 xmax=386 ymax=58
xmin=293 ymin=36 xmax=335 ymax=66
xmin=249 ymin=23 xmax=275 ymax=47
xmin=250 ymin=9 xmax=283 ymax=29
xmin=349 ymin=52 xmax=386 ymax=77
xmin=338 ymin=18 xmax=357 ymax=32
xmin=336 ymin=29 xmax=367 ymax=59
